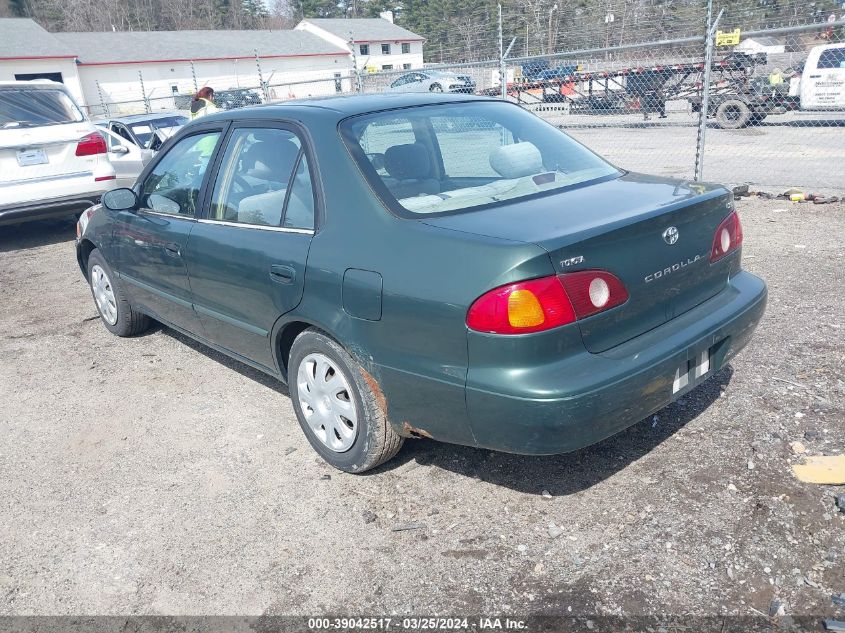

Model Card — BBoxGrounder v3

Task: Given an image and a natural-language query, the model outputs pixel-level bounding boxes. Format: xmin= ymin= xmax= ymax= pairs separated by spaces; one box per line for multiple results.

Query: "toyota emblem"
xmin=662 ymin=226 xmax=679 ymax=245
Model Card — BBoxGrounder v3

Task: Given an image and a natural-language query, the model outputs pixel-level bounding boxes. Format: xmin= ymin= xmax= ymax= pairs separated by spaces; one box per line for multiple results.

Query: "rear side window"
xmin=341 ymin=101 xmax=619 ymax=216
xmin=0 ymin=88 xmax=84 ymax=128
xmin=817 ymin=47 xmax=845 ymax=69
xmin=209 ymin=127 xmax=315 ymax=230
xmin=140 ymin=132 xmax=220 ymax=217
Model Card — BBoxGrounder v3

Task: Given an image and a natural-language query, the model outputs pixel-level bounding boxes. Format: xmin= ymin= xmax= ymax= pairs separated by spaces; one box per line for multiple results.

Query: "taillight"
xmin=558 ymin=270 xmax=630 ymax=320
xmin=466 ymin=270 xmax=628 ymax=335
xmin=710 ymin=211 xmax=743 ymax=263
xmin=75 ymin=132 xmax=107 ymax=156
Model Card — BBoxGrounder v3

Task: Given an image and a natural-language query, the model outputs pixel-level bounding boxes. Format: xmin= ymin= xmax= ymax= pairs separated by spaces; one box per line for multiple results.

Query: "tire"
xmin=429 ymin=83 xmax=443 ymax=93
xmin=715 ymin=99 xmax=751 ymax=129
xmin=288 ymin=328 xmax=404 ymax=473
xmin=87 ymin=249 xmax=150 ymax=337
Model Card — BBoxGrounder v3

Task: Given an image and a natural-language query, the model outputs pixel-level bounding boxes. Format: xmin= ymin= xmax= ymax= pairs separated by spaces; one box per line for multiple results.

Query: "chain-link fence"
xmin=84 ymin=14 xmax=845 ymax=193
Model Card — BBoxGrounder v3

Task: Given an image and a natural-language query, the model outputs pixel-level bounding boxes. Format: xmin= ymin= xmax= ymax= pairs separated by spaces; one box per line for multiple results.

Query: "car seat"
xmin=383 ymin=143 xmax=440 ymax=200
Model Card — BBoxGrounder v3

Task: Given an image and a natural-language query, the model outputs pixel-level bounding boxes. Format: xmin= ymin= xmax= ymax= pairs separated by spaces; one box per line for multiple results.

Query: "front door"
xmin=114 ymin=128 xmax=223 ymax=333
xmin=185 ymin=124 xmax=317 ymax=370
xmin=100 ymin=127 xmax=148 ymax=189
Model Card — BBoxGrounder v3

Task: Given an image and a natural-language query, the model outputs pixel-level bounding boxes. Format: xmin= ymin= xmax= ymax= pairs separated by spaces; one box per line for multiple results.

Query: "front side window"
xmin=0 ymin=88 xmax=84 ymax=128
xmin=381 ymin=43 xmax=390 ymax=55
xmin=401 ymin=43 xmax=411 ymax=54
xmin=209 ymin=127 xmax=315 ymax=230
xmin=341 ymin=101 xmax=619 ymax=217
xmin=140 ymin=131 xmax=220 ymax=216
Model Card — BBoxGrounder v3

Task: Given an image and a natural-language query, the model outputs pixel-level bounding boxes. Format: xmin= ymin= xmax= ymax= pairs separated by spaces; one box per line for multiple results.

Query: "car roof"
xmin=201 ymin=93 xmax=498 ymax=123
xmin=102 ymin=112 xmax=187 ymax=124
xmin=0 ymin=79 xmax=68 ymax=90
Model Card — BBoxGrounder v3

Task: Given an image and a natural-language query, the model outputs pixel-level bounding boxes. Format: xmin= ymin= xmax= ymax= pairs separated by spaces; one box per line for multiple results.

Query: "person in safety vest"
xmin=190 ymin=87 xmax=219 ymax=120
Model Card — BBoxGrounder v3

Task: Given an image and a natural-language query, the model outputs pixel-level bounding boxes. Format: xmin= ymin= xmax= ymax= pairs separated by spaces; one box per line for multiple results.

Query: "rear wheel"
xmin=715 ymin=99 xmax=751 ymax=129
xmin=87 ymin=249 xmax=150 ymax=337
xmin=289 ymin=329 xmax=403 ymax=473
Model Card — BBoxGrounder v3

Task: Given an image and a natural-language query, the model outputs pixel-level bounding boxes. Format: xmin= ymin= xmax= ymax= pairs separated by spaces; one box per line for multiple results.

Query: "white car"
xmin=388 ymin=71 xmax=476 ymax=94
xmin=0 ymin=80 xmax=116 ymax=225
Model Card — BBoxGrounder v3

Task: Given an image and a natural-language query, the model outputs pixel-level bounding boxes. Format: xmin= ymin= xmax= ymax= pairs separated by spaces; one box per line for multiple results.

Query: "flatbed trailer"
xmin=489 ymin=52 xmax=797 ymax=128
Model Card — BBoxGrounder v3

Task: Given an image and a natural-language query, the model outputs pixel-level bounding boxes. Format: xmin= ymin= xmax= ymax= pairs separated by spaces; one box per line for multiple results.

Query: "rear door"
xmin=184 ymin=122 xmax=317 ymax=370
xmin=0 ymin=86 xmax=97 ymax=189
xmin=801 ymin=44 xmax=845 ymax=110
xmin=114 ymin=126 xmax=224 ymax=333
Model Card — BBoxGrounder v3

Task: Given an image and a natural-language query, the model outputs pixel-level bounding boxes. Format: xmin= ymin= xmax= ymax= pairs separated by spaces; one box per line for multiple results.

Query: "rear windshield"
xmin=0 ymin=88 xmax=84 ymax=128
xmin=340 ymin=101 xmax=619 ymax=216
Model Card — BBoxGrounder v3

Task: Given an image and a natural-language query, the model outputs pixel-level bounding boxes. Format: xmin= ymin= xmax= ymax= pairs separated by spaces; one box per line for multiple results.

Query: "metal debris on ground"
xmin=391 ymin=522 xmax=426 ymax=532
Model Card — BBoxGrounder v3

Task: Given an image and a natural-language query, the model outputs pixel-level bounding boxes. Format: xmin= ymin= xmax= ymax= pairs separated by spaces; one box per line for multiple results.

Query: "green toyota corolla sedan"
xmin=75 ymin=93 xmax=767 ymax=472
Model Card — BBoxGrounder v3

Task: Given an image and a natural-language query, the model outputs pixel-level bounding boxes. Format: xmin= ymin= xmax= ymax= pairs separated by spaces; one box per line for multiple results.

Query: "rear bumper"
xmin=465 ymin=270 xmax=767 ymax=454
xmin=0 ymin=191 xmax=105 ymax=225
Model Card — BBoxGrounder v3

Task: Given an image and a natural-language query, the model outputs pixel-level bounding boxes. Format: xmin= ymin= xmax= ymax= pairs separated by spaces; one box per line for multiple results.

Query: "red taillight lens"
xmin=466 ymin=270 xmax=628 ymax=335
xmin=558 ymin=270 xmax=630 ymax=320
xmin=710 ymin=211 xmax=743 ymax=263
xmin=75 ymin=132 xmax=107 ymax=156
xmin=467 ymin=276 xmax=576 ymax=334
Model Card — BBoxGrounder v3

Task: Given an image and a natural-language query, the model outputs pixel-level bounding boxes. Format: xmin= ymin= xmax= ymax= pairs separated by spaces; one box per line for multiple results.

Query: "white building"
xmin=295 ymin=18 xmax=425 ymax=73
xmin=0 ymin=18 xmax=86 ymax=105
xmin=734 ymin=36 xmax=787 ymax=56
xmin=0 ymin=17 xmax=424 ymax=116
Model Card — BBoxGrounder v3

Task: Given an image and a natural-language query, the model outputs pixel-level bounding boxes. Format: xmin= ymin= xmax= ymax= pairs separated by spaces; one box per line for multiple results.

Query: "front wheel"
xmin=87 ymin=249 xmax=150 ymax=337
xmin=429 ymin=83 xmax=443 ymax=93
xmin=289 ymin=329 xmax=404 ymax=473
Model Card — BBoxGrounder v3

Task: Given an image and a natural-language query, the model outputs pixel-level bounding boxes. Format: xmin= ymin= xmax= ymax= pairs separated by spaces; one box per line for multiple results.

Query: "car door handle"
xmin=164 ymin=242 xmax=181 ymax=257
xmin=269 ymin=264 xmax=296 ymax=284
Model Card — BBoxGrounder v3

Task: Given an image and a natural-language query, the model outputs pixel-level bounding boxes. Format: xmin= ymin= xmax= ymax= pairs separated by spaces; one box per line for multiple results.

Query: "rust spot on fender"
xmin=402 ymin=422 xmax=433 ymax=439
xmin=359 ymin=367 xmax=388 ymax=417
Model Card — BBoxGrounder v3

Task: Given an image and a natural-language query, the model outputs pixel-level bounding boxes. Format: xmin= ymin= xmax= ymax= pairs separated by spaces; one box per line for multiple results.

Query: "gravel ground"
xmin=0 ymin=196 xmax=843 ymax=619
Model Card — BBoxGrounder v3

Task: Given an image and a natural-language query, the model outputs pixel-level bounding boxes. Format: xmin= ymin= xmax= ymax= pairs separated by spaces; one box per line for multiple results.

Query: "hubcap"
xmin=296 ymin=353 xmax=358 ymax=452
xmin=90 ymin=264 xmax=118 ymax=325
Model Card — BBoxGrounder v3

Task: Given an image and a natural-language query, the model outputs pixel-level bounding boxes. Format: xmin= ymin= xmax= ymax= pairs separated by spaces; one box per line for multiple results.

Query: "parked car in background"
xmin=96 ymin=126 xmax=154 ymax=189
xmin=76 ymin=94 xmax=766 ymax=473
xmin=216 ymin=88 xmax=263 ymax=110
xmin=95 ymin=113 xmax=187 ymax=151
xmin=388 ymin=71 xmax=476 ymax=93
xmin=174 ymin=89 xmax=262 ymax=112
xmin=0 ymin=80 xmax=115 ymax=226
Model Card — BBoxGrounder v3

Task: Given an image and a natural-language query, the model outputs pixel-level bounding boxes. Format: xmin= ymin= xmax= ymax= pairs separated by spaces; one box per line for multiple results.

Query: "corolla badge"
xmin=662 ymin=226 xmax=679 ymax=245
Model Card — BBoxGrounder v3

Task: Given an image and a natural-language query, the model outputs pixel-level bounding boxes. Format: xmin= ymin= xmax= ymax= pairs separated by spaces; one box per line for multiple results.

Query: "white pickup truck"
xmin=798 ymin=42 xmax=845 ymax=110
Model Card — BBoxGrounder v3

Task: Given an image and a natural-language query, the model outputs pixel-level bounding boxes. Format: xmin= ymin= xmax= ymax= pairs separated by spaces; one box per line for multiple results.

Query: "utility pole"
xmin=547 ymin=4 xmax=558 ymax=55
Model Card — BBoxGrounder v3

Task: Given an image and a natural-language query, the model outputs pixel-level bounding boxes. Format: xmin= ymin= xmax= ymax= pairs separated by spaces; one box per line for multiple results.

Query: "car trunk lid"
xmin=423 ymin=173 xmax=735 ymax=352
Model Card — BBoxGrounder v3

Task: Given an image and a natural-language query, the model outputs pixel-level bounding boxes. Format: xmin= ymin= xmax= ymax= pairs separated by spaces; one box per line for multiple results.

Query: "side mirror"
xmin=110 ymin=145 xmax=130 ymax=155
xmin=102 ymin=188 xmax=138 ymax=211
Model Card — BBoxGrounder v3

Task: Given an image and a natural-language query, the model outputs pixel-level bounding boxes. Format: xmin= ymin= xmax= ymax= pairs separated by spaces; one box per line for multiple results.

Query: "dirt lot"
xmin=0 ymin=197 xmax=843 ymax=619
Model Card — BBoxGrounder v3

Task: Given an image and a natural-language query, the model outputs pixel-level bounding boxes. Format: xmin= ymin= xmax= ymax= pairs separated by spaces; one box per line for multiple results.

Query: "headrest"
xmin=243 ymin=139 xmax=300 ymax=181
xmin=489 ymin=142 xmax=543 ymax=179
xmin=385 ymin=143 xmax=432 ymax=180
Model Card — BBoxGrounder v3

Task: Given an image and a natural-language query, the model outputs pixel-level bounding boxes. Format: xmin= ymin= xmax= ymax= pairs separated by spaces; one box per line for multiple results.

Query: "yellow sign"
xmin=716 ymin=28 xmax=741 ymax=46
